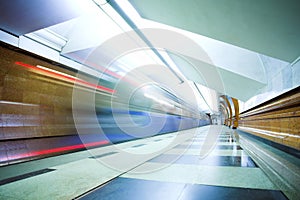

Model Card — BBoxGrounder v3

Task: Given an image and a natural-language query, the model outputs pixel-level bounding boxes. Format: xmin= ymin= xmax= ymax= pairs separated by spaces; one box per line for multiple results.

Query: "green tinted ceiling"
xmin=129 ymin=0 xmax=300 ymax=62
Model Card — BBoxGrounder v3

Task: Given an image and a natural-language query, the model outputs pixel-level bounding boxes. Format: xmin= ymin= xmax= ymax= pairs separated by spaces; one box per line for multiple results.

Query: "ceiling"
xmin=0 ymin=0 xmax=90 ymax=36
xmin=0 ymin=0 xmax=298 ymax=113
xmin=129 ymin=0 xmax=300 ymax=63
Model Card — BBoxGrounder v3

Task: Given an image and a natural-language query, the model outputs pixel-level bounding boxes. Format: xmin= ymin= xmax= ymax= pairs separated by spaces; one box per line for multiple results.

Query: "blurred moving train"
xmin=0 ymin=42 xmax=210 ymax=166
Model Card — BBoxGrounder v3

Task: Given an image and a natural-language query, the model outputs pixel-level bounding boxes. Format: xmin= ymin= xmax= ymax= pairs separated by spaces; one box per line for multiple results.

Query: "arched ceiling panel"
xmin=129 ymin=0 xmax=300 ymax=62
xmin=0 ymin=0 xmax=92 ymax=36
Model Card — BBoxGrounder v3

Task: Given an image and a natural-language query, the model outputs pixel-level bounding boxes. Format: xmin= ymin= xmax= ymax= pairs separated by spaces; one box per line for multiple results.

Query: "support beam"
xmin=221 ymin=96 xmax=232 ymax=127
xmin=232 ymin=98 xmax=239 ymax=129
xmin=220 ymin=102 xmax=229 ymax=126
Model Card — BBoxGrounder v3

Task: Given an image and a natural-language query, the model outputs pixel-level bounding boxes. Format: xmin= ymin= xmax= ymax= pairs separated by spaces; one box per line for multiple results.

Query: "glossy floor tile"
xmin=148 ymin=154 xmax=257 ymax=167
xmin=175 ymin=144 xmax=243 ymax=150
xmin=122 ymin=163 xmax=276 ymax=190
xmin=80 ymin=177 xmax=287 ymax=200
xmin=0 ymin=125 xmax=291 ymax=200
xmin=0 ymin=168 xmax=55 ymax=186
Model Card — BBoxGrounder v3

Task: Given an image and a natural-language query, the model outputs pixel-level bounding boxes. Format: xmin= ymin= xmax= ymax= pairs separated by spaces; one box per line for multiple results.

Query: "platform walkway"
xmin=0 ymin=125 xmax=290 ymax=200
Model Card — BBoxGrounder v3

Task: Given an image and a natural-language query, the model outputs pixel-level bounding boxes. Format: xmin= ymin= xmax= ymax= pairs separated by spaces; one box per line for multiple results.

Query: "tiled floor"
xmin=80 ymin=177 xmax=287 ymax=200
xmin=0 ymin=125 xmax=289 ymax=199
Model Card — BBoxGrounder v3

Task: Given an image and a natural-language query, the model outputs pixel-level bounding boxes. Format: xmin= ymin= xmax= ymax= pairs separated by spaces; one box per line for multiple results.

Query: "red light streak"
xmin=15 ymin=61 xmax=115 ymax=94
xmin=6 ymin=140 xmax=110 ymax=161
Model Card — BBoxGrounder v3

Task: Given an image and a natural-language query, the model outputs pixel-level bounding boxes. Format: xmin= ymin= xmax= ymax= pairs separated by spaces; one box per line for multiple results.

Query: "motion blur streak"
xmin=7 ymin=140 xmax=110 ymax=161
xmin=14 ymin=61 xmax=115 ymax=94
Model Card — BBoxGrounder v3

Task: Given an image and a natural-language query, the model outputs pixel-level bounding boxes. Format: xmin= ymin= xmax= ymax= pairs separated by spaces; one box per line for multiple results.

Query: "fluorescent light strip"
xmin=0 ymin=100 xmax=39 ymax=107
